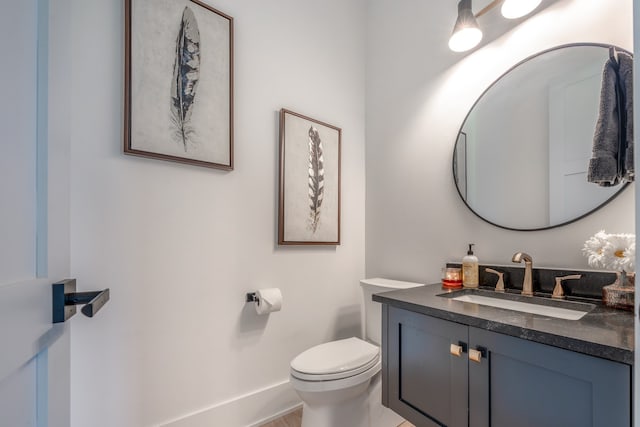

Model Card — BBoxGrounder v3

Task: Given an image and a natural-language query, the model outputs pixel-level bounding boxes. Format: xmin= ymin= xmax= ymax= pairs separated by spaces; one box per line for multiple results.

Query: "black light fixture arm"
xmin=52 ymin=279 xmax=110 ymax=323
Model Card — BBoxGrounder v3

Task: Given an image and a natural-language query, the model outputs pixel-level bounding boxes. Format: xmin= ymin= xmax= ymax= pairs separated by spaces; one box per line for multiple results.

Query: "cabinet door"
xmin=468 ymin=327 xmax=631 ymax=427
xmin=386 ymin=306 xmax=469 ymax=427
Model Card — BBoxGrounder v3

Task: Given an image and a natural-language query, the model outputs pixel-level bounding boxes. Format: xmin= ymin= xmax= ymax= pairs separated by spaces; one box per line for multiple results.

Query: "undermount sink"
xmin=440 ymin=290 xmax=595 ymax=320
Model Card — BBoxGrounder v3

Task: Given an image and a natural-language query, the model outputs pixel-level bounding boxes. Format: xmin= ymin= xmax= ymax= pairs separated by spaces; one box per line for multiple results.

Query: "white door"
xmin=548 ymin=63 xmax=620 ymax=224
xmin=1 ymin=0 xmax=73 ymax=425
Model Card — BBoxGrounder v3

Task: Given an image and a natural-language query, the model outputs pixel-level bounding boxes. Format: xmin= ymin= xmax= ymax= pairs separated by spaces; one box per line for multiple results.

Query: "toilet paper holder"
xmin=246 ymin=288 xmax=283 ymax=315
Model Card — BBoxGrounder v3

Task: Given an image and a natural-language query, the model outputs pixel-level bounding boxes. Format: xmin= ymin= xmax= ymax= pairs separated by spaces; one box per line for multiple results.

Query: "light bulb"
xmin=501 ymin=0 xmax=542 ymax=19
xmin=448 ymin=27 xmax=483 ymax=52
xmin=449 ymin=0 xmax=483 ymax=52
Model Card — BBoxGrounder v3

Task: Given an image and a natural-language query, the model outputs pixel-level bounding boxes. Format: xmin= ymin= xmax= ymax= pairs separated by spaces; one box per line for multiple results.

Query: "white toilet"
xmin=289 ymin=278 xmax=424 ymax=427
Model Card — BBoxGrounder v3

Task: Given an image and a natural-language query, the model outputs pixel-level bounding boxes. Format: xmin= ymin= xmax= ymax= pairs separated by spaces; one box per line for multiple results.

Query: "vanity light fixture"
xmin=449 ymin=0 xmax=542 ymax=52
xmin=448 ymin=0 xmax=483 ymax=52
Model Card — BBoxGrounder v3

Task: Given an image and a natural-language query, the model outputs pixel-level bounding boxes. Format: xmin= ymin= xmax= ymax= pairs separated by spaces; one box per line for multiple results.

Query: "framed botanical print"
xmin=124 ymin=0 xmax=234 ymax=169
xmin=278 ymin=109 xmax=341 ymax=245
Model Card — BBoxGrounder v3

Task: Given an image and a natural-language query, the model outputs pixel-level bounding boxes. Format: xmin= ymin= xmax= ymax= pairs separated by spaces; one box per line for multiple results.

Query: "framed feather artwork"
xmin=278 ymin=109 xmax=341 ymax=245
xmin=124 ymin=0 xmax=233 ymax=170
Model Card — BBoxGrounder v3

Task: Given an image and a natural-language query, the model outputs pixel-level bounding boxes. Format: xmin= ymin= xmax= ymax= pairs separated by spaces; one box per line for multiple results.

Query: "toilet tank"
xmin=360 ymin=278 xmax=424 ymax=346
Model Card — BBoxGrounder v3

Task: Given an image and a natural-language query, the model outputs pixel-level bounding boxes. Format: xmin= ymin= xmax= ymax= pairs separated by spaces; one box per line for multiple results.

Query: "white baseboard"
xmin=159 ymin=380 xmax=301 ymax=427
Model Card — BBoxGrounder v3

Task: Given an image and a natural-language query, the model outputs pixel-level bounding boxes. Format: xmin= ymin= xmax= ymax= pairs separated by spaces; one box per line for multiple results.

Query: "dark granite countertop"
xmin=373 ymin=284 xmax=634 ymax=365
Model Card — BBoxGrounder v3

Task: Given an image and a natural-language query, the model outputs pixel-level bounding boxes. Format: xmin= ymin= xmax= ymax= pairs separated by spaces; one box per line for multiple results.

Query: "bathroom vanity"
xmin=373 ymin=284 xmax=633 ymax=427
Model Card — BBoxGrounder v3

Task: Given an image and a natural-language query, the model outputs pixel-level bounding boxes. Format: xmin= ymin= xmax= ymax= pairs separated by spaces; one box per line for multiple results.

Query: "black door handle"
xmin=52 ymin=279 xmax=110 ymax=323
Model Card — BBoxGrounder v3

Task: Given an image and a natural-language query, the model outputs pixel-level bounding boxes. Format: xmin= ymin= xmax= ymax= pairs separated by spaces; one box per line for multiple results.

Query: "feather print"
xmin=308 ymin=126 xmax=325 ymax=233
xmin=170 ymin=6 xmax=201 ymax=151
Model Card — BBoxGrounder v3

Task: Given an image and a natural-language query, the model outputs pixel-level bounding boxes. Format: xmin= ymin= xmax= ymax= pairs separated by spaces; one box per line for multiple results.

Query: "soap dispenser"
xmin=462 ymin=244 xmax=479 ymax=288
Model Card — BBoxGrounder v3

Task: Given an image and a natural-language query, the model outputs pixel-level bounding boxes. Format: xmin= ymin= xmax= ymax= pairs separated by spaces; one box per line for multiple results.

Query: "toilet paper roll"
xmin=255 ymin=288 xmax=283 ymax=315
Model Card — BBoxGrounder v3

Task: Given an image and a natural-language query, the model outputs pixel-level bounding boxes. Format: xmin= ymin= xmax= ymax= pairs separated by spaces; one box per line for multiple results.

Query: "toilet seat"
xmin=290 ymin=337 xmax=379 ymax=381
xmin=290 ymin=357 xmax=381 ymax=394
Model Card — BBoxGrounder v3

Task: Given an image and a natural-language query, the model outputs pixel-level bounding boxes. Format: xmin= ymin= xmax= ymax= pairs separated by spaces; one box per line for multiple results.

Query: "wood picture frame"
xmin=124 ymin=0 xmax=234 ymax=170
xmin=278 ymin=109 xmax=341 ymax=245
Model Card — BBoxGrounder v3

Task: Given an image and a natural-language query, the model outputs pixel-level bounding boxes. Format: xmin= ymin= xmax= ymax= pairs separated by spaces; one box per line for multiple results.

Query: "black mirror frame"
xmin=452 ymin=43 xmax=632 ymax=232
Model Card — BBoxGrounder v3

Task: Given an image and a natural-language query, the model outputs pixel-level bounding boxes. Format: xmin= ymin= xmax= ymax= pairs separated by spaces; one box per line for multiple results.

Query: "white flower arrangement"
xmin=582 ymin=230 xmax=635 ymax=273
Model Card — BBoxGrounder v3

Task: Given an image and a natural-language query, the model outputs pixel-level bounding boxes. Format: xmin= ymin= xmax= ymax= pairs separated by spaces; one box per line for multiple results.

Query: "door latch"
xmin=52 ymin=279 xmax=110 ymax=323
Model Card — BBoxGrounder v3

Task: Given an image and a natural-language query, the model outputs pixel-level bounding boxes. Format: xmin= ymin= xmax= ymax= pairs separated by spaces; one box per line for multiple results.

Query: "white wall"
xmin=366 ymin=0 xmax=635 ymax=282
xmin=64 ymin=0 xmax=636 ymax=424
xmin=68 ymin=1 xmax=366 ymax=426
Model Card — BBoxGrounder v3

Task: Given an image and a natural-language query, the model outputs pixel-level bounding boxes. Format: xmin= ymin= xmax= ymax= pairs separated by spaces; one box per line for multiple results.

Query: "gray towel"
xmin=588 ymin=57 xmax=621 ymax=186
xmin=618 ymin=52 xmax=634 ymax=181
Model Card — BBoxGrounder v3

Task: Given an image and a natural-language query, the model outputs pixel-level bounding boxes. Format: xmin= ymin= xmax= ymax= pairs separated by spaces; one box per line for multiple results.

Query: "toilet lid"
xmin=290 ymin=337 xmax=379 ymax=376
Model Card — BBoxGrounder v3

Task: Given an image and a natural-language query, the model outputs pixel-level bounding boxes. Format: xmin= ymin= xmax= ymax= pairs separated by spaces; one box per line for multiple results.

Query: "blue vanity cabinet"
xmin=382 ymin=305 xmax=632 ymax=427
xmin=383 ymin=306 xmax=469 ymax=427
xmin=467 ymin=326 xmax=631 ymax=427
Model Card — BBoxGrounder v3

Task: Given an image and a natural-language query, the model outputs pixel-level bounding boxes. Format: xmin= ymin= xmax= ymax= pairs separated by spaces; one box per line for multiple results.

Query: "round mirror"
xmin=453 ymin=43 xmax=631 ymax=231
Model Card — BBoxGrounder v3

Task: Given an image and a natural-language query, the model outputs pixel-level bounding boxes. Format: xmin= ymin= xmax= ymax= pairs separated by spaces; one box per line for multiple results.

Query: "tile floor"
xmin=259 ymin=408 xmax=414 ymax=427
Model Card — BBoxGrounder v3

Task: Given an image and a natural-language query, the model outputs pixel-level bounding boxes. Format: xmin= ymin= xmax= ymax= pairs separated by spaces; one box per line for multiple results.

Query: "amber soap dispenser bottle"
xmin=462 ymin=243 xmax=479 ymax=288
